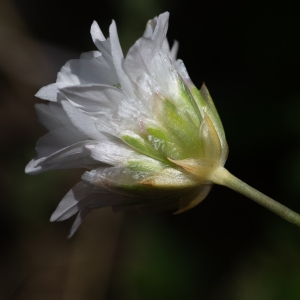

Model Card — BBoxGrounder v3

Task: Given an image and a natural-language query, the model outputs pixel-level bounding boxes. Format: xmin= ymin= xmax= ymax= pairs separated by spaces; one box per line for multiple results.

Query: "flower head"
xmin=26 ymin=12 xmax=229 ymax=236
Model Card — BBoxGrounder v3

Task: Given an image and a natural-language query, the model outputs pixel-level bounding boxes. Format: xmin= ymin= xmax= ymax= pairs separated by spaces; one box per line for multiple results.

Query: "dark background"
xmin=1 ymin=0 xmax=300 ymax=299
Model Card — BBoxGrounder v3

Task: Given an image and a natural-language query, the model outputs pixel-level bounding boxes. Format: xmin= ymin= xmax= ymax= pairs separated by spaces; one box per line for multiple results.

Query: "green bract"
xmin=118 ymin=79 xmax=228 ymax=212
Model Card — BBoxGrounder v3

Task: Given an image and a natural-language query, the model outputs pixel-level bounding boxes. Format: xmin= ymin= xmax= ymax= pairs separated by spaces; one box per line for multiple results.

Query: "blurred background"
xmin=1 ymin=0 xmax=300 ymax=299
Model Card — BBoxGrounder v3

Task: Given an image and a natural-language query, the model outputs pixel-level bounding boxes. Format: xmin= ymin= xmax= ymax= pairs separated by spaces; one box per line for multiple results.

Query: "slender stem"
xmin=210 ymin=166 xmax=300 ymax=227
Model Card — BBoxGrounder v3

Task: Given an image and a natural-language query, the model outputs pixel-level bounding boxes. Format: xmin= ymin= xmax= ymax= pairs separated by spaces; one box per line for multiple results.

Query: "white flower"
xmin=27 ymin=11 xmax=300 ymax=235
xmin=26 ymin=12 xmax=229 ymax=236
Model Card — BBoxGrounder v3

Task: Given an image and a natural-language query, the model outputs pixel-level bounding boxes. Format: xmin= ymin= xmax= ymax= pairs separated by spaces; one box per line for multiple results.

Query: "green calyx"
xmin=121 ymin=132 xmax=167 ymax=163
xmin=119 ymin=81 xmax=228 ymax=196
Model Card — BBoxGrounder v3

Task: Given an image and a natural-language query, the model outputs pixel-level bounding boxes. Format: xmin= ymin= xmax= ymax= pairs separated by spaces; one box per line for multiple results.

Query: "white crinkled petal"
xmin=57 ymin=62 xmax=80 ymax=87
xmin=169 ymin=40 xmax=179 ymax=62
xmin=51 ymin=180 xmax=123 ymax=222
xmin=143 ymin=12 xmax=177 ymax=61
xmin=95 ymin=116 xmax=119 ymax=136
xmin=91 ymin=21 xmax=106 ymax=42
xmin=67 ymin=189 xmax=126 ymax=237
xmin=57 ymin=57 xmax=118 ymax=89
xmin=143 ymin=16 xmax=158 ymax=38
xmin=80 ymin=50 xmax=111 ymax=69
xmin=80 ymin=51 xmax=101 ymax=59
xmin=50 ymin=181 xmax=92 ymax=222
xmin=125 ymin=38 xmax=180 ymax=101
xmin=90 ymin=21 xmax=116 ymax=70
xmin=175 ymin=59 xmax=192 ymax=84
xmin=25 ymin=141 xmax=99 ymax=174
xmin=35 ymin=103 xmax=62 ymax=131
xmin=60 ymin=84 xmax=123 ymax=115
xmin=61 ymin=100 xmax=107 ymax=140
xmin=124 ymin=38 xmax=154 ymax=83
xmin=149 ymin=51 xmax=179 ymax=100
xmin=35 ymin=83 xmax=58 ymax=101
xmin=35 ymin=102 xmax=85 ymax=133
xmin=68 ymin=189 xmax=123 ymax=238
xmin=133 ymin=73 xmax=159 ymax=111
xmin=68 ymin=206 xmax=92 ymax=237
xmin=95 ymin=109 xmax=143 ymax=137
xmin=92 ymin=87 xmax=149 ymax=135
xmin=50 ymin=179 xmax=139 ymax=236
xmin=109 ymin=21 xmax=135 ymax=98
xmin=35 ymin=127 xmax=88 ymax=157
xmin=86 ymin=142 xmax=137 ymax=166
xmin=161 ymin=39 xmax=172 ymax=58
xmin=151 ymin=12 xmax=169 ymax=48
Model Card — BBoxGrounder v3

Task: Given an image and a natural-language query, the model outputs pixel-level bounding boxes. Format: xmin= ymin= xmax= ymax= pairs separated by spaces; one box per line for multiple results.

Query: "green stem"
xmin=210 ymin=166 xmax=300 ymax=227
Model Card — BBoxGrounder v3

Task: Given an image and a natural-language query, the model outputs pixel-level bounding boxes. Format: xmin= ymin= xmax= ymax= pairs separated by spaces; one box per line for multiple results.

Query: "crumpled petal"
xmin=26 ymin=141 xmax=99 ymax=174
xmin=61 ymin=99 xmax=106 ymax=140
xmin=35 ymin=83 xmax=59 ymax=102
xmin=50 ymin=181 xmax=127 ymax=237
xmin=35 ymin=102 xmax=69 ymax=131
xmin=35 ymin=127 xmax=89 ymax=157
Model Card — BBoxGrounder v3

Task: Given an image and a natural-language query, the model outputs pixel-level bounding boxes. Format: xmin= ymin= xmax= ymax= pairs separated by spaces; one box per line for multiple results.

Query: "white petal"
xmin=56 ymin=62 xmax=80 ymax=88
xmin=67 ymin=190 xmax=127 ymax=237
xmin=80 ymin=51 xmax=101 ymax=59
xmin=90 ymin=21 xmax=116 ymax=69
xmin=35 ymin=83 xmax=58 ymax=101
xmin=61 ymin=100 xmax=106 ymax=140
xmin=161 ymin=39 xmax=171 ymax=57
xmin=86 ymin=141 xmax=138 ymax=165
xmin=35 ymin=103 xmax=61 ymax=131
xmin=60 ymin=84 xmax=122 ymax=113
xmin=57 ymin=57 xmax=118 ymax=88
xmin=109 ymin=21 xmax=134 ymax=98
xmin=142 ymin=12 xmax=176 ymax=62
xmin=25 ymin=159 xmax=44 ymax=174
xmin=169 ymin=40 xmax=179 ymax=61
xmin=49 ymin=178 xmax=126 ymax=237
xmin=95 ymin=116 xmax=121 ymax=136
xmin=151 ymin=12 xmax=169 ymax=47
xmin=95 ymin=108 xmax=144 ymax=137
xmin=35 ymin=102 xmax=74 ymax=131
xmin=52 ymin=181 xmax=125 ymax=223
xmin=68 ymin=206 xmax=92 ymax=237
xmin=25 ymin=141 xmax=99 ymax=174
xmin=143 ymin=16 xmax=158 ymax=38
xmin=91 ymin=21 xmax=106 ymax=42
xmin=175 ymin=59 xmax=191 ymax=83
xmin=125 ymin=38 xmax=179 ymax=101
xmin=124 ymin=38 xmax=154 ymax=84
xmin=35 ymin=127 xmax=88 ymax=157
xmin=50 ymin=181 xmax=91 ymax=222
